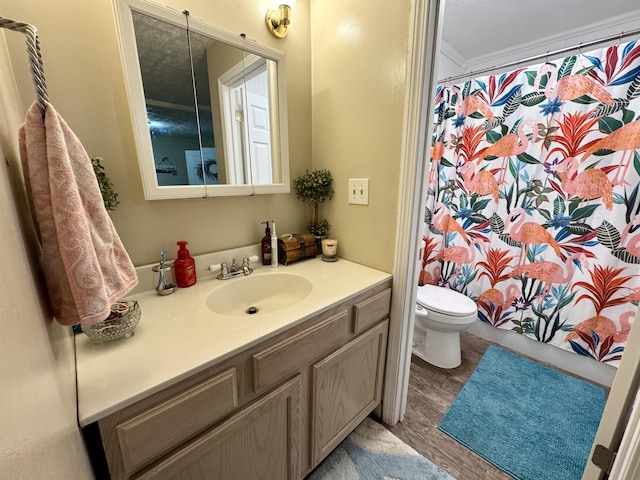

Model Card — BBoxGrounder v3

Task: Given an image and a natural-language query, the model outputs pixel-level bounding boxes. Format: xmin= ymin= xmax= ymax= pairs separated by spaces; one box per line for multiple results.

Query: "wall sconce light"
xmin=265 ymin=1 xmax=296 ymax=38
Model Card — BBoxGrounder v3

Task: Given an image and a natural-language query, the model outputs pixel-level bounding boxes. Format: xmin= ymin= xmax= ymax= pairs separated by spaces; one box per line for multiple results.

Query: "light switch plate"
xmin=348 ymin=178 xmax=369 ymax=205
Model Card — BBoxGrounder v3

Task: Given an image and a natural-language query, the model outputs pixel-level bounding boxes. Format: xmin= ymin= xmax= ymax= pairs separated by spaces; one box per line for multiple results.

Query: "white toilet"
xmin=412 ymin=284 xmax=478 ymax=369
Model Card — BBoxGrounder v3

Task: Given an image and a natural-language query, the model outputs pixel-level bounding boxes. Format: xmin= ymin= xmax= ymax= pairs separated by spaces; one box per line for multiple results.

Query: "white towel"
xmin=19 ymin=101 xmax=138 ymax=326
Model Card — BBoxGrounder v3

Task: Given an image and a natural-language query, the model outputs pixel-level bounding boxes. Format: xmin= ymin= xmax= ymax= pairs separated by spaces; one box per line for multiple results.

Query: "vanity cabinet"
xmin=96 ymin=283 xmax=391 ymax=479
xmin=136 ymin=375 xmax=302 ymax=480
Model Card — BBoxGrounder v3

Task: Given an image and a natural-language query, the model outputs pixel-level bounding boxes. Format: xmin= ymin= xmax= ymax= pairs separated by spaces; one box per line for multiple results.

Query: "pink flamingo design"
xmin=459 ymin=162 xmax=499 ymax=203
xmin=477 ymin=284 xmax=520 ymax=310
xmin=460 ymin=162 xmax=499 ymax=203
xmin=535 ymin=64 xmax=613 ymax=105
xmin=556 ymin=157 xmax=613 ymax=210
xmin=623 ymin=287 xmax=640 ymax=302
xmin=438 ymin=241 xmax=483 ymax=280
xmin=579 ymin=121 xmax=640 ymax=185
xmin=565 ymin=311 xmax=635 ymax=343
xmin=620 ymin=215 xmax=640 ymax=258
xmin=451 ymin=86 xmax=494 ymax=121
xmin=477 ymin=119 xmax=538 ymax=183
xmin=511 ymin=252 xmax=588 ymax=298
xmin=504 ymin=208 xmax=562 ymax=265
xmin=429 ymin=141 xmax=445 ymax=186
xmin=433 ymin=202 xmax=469 ymax=244
xmin=419 ymin=264 xmax=441 ymax=286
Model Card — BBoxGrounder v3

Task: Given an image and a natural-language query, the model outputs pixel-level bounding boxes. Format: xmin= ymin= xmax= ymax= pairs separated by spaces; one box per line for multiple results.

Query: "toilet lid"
xmin=416 ymin=284 xmax=477 ymax=316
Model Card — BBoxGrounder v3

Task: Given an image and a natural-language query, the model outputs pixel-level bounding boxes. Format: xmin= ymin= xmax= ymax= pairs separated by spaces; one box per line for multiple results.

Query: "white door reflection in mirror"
xmin=246 ymin=68 xmax=273 ymax=185
xmin=219 ymin=54 xmax=274 ymax=185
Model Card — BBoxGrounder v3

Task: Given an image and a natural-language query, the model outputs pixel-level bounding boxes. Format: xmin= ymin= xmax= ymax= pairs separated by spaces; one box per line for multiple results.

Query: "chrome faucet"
xmin=206 ymin=255 xmax=258 ymax=280
xmin=242 ymin=258 xmax=251 ymax=275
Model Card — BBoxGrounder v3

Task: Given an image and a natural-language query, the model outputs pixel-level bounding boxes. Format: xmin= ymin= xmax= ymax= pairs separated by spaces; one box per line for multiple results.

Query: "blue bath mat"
xmin=438 ymin=345 xmax=605 ymax=480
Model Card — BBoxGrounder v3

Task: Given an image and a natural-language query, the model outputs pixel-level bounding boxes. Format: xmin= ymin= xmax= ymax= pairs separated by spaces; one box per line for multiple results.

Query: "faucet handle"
xmin=220 ymin=262 xmax=228 ymax=275
xmin=206 ymin=263 xmax=222 ymax=273
xmin=242 ymin=255 xmax=259 ymax=266
xmin=244 ymin=255 xmax=259 ymax=264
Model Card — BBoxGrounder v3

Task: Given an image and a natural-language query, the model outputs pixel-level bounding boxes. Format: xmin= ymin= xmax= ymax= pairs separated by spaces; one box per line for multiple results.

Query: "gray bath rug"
xmin=307 ymin=417 xmax=454 ymax=480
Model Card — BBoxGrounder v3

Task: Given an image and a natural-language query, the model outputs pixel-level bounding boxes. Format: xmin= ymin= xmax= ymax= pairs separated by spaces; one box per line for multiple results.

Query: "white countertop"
xmin=75 ymin=256 xmax=391 ymax=426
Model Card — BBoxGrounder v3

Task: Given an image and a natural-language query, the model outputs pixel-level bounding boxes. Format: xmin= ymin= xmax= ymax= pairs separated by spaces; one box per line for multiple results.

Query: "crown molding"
xmin=439 ymin=39 xmax=466 ymax=68
xmin=460 ymin=8 xmax=640 ymax=73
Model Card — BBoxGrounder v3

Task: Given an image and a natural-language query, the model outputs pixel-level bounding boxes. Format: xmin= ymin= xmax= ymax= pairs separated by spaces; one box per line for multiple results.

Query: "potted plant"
xmin=294 ymin=169 xmax=334 ymax=253
xmin=92 ymin=156 xmax=119 ymax=211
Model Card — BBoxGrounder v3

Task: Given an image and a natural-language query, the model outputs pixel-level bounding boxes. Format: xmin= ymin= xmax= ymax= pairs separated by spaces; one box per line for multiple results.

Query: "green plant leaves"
xmin=91 ymin=157 xmax=119 ymax=211
xmin=293 ymin=169 xmax=334 ymax=203
xmin=558 ymin=56 xmax=576 ymax=78
xmin=598 ymin=116 xmax=623 ymax=134
xmin=597 ymin=220 xmax=621 ymax=249
xmin=520 ymin=92 xmax=547 ymax=107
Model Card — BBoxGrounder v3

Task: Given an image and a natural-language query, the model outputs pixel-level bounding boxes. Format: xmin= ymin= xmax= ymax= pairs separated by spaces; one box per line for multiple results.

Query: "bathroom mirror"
xmin=114 ymin=0 xmax=290 ymax=199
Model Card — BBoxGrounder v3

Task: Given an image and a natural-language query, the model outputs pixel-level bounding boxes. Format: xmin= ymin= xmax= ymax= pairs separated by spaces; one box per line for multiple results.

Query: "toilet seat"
xmin=416 ymin=284 xmax=477 ymax=317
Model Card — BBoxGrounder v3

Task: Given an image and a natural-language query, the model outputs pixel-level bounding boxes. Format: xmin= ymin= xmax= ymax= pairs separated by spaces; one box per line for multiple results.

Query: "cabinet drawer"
xmin=116 ymin=368 xmax=238 ymax=473
xmin=352 ymin=288 xmax=391 ymax=333
xmin=252 ymin=310 xmax=349 ymax=392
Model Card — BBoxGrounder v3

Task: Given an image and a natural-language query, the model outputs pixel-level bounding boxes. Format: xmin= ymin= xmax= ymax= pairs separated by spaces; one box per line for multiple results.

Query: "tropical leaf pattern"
xmin=422 ymin=40 xmax=640 ymax=366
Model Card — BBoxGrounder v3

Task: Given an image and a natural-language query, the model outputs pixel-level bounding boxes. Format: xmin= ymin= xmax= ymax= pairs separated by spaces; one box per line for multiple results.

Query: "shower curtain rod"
xmin=437 ymin=27 xmax=640 ymax=85
xmin=0 ymin=15 xmax=48 ymax=113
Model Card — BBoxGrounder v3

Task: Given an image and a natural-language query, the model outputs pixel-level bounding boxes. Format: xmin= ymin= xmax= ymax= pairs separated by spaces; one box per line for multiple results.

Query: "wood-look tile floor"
xmin=386 ymin=332 xmax=513 ymax=480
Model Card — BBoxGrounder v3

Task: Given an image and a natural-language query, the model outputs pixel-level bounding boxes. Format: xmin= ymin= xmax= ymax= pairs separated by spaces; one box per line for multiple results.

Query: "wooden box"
xmin=278 ymin=234 xmax=317 ymax=265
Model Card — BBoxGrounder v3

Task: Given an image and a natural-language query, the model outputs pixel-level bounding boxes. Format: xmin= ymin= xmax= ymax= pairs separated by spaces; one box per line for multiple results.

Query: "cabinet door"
xmin=310 ymin=320 xmax=388 ymax=466
xmin=137 ymin=375 xmax=302 ymax=480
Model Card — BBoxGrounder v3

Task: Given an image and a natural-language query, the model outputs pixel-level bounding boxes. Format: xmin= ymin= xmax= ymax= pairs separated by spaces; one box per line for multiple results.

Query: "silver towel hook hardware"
xmin=0 ymin=16 xmax=48 ymax=116
xmin=618 ymin=31 xmax=624 ymax=47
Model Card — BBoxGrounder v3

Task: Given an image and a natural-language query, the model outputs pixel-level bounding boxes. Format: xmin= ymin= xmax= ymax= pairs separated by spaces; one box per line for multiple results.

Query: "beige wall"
xmin=310 ymin=0 xmax=411 ymax=273
xmin=0 ymin=32 xmax=93 ymax=479
xmin=3 ymin=0 xmax=410 ymax=272
xmin=3 ymin=0 xmax=312 ymax=266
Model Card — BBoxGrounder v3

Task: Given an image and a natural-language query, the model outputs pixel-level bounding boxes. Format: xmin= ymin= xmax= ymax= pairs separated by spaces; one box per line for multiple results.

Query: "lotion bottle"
xmin=261 ymin=221 xmax=272 ymax=265
xmin=174 ymin=241 xmax=197 ymax=287
xmin=271 ymin=219 xmax=278 ymax=267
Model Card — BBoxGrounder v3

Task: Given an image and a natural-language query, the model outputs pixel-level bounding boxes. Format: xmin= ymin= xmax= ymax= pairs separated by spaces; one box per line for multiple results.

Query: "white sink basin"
xmin=205 ymin=272 xmax=313 ymax=316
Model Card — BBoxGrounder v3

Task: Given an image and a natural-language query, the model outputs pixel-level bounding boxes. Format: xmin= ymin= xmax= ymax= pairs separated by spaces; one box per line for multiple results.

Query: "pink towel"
xmin=19 ymin=101 xmax=138 ymax=326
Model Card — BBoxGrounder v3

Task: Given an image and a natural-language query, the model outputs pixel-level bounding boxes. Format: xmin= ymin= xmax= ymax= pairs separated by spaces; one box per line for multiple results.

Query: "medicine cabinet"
xmin=114 ymin=0 xmax=290 ymax=199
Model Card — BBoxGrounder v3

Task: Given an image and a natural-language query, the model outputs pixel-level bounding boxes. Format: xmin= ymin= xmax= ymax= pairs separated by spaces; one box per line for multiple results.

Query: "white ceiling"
xmin=442 ymin=0 xmax=640 ymax=63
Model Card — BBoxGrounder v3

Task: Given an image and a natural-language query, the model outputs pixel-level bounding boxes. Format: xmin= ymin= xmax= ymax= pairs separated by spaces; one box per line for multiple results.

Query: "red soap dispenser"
xmin=174 ymin=241 xmax=197 ymax=287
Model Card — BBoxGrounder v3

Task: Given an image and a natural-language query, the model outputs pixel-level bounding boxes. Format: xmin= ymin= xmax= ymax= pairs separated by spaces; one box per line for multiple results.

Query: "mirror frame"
xmin=113 ymin=0 xmax=290 ymax=199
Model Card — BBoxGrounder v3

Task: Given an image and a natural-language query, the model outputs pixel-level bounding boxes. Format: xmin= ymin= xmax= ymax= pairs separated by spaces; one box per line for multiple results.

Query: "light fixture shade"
xmin=266 ymin=3 xmax=293 ymax=38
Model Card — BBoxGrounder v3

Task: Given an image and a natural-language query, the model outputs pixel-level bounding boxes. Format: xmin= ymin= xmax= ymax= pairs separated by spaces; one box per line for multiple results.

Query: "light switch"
xmin=348 ymin=178 xmax=369 ymax=205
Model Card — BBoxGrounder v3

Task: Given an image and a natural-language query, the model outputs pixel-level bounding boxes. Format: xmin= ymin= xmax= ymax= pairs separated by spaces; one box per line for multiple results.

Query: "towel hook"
xmin=0 ymin=16 xmax=49 ymax=115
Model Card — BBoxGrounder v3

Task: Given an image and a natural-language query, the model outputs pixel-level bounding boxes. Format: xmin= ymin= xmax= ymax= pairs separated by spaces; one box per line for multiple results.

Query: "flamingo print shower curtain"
xmin=421 ymin=39 xmax=640 ymax=366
